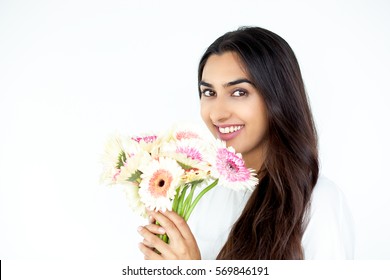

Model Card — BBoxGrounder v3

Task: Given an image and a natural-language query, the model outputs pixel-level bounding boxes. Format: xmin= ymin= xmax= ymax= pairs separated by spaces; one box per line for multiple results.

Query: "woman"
xmin=137 ymin=26 xmax=355 ymax=259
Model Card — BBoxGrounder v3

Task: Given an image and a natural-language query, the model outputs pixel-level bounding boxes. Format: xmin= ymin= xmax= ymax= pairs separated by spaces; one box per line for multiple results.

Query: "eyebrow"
xmin=199 ymin=78 xmax=254 ymax=88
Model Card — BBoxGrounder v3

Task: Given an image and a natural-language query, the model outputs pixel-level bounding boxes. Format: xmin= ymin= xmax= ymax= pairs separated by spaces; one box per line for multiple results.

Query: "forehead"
xmin=201 ymin=52 xmax=249 ymax=83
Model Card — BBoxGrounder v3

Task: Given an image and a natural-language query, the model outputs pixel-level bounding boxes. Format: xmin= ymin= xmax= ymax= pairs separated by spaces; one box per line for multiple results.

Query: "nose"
xmin=209 ymin=96 xmax=231 ymax=123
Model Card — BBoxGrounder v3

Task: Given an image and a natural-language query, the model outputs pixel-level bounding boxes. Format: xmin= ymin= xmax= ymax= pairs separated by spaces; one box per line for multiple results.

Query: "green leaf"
xmin=177 ymin=161 xmax=193 ymax=171
xmin=126 ymin=170 xmax=142 ymax=182
xmin=115 ymin=150 xmax=126 ymax=169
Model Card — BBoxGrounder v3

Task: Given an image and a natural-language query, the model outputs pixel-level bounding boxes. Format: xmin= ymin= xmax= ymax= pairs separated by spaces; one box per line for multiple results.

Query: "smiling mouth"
xmin=217 ymin=125 xmax=244 ymax=134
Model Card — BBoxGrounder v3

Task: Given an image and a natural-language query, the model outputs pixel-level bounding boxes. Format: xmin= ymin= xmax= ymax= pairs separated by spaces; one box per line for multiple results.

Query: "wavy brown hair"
xmin=198 ymin=27 xmax=319 ymax=259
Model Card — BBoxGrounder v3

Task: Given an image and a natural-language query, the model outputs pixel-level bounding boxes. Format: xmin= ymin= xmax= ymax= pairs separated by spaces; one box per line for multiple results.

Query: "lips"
xmin=215 ymin=125 xmax=244 ymax=141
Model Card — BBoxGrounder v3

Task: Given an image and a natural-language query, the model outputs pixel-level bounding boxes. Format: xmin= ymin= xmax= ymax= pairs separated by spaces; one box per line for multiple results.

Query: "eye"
xmin=232 ymin=89 xmax=247 ymax=97
xmin=201 ymin=89 xmax=216 ymax=97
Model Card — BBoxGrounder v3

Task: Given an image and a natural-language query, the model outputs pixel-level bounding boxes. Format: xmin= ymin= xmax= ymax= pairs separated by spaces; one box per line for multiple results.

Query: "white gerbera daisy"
xmin=181 ymin=168 xmax=211 ymax=185
xmin=139 ymin=157 xmax=184 ymax=212
xmin=123 ymin=182 xmax=147 ymax=218
xmin=116 ymin=150 xmax=152 ymax=184
xmin=100 ymin=133 xmax=137 ymax=185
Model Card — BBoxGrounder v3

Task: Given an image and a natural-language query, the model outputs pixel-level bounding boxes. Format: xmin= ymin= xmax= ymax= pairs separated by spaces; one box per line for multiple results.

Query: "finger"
xmin=138 ymin=242 xmax=163 ymax=260
xmin=137 ymin=226 xmax=169 ymax=254
xmin=143 ymin=223 xmax=166 ymax=235
xmin=149 ymin=215 xmax=156 ymax=224
xmin=148 ymin=210 xmax=184 ymax=242
xmin=146 ymin=211 xmax=156 ymax=224
xmin=141 ymin=238 xmax=154 ymax=248
xmin=160 ymin=210 xmax=196 ymax=241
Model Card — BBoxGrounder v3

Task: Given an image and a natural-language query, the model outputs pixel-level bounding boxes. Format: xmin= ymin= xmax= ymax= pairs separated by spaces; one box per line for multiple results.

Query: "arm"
xmin=137 ymin=210 xmax=201 ymax=260
xmin=302 ymin=177 xmax=355 ymax=259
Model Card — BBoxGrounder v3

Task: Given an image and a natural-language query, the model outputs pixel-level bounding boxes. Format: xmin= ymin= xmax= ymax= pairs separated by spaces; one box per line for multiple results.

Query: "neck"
xmin=242 ymin=142 xmax=268 ymax=174
xmin=243 ymin=152 xmax=265 ymax=174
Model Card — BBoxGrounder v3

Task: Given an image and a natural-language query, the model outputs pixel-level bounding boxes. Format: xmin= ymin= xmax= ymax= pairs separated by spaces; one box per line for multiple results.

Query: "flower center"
xmin=227 ymin=161 xmax=238 ymax=172
xmin=158 ymin=179 xmax=165 ymax=187
xmin=149 ymin=169 xmax=173 ymax=197
xmin=216 ymin=148 xmax=250 ymax=182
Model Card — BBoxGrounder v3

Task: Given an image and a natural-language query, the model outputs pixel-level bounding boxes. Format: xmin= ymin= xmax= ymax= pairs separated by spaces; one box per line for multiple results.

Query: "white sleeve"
xmin=302 ymin=176 xmax=355 ymax=259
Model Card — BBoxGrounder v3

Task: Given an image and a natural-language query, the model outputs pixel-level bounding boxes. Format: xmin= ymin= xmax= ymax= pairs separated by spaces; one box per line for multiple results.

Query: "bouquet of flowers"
xmin=100 ymin=123 xmax=258 ymax=243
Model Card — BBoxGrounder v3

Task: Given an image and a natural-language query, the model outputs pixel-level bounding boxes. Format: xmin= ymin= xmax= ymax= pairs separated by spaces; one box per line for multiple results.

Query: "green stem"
xmin=183 ymin=179 xmax=219 ymax=221
xmin=176 ymin=184 xmax=190 ymax=216
xmin=182 ymin=183 xmax=197 ymax=218
xmin=172 ymin=187 xmax=181 ymax=212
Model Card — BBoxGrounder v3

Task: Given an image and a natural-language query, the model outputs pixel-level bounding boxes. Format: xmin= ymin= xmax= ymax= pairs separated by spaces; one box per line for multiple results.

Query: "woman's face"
xmin=200 ymin=51 xmax=268 ymax=171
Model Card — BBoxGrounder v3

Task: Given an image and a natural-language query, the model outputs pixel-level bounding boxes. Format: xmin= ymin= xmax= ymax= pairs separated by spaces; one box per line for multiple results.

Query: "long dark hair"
xmin=198 ymin=26 xmax=319 ymax=259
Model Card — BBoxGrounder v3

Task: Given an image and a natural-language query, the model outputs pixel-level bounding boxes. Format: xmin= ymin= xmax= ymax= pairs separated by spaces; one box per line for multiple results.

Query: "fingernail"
xmin=158 ymin=227 xmax=165 ymax=234
xmin=137 ymin=226 xmax=143 ymax=232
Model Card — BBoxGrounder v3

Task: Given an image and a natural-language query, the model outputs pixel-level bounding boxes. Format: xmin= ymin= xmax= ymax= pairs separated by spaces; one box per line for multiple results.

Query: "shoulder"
xmin=302 ymin=175 xmax=355 ymax=259
xmin=310 ymin=176 xmax=347 ymax=213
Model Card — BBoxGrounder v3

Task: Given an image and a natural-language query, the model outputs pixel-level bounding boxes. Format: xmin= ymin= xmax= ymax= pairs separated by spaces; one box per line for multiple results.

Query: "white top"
xmin=187 ymin=176 xmax=355 ymax=259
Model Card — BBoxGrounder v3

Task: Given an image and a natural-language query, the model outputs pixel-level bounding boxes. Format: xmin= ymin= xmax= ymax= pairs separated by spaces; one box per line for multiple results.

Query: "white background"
xmin=0 ymin=0 xmax=389 ymax=259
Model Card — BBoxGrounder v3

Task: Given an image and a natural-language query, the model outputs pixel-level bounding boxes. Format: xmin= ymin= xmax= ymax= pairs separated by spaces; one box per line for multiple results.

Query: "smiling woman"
xmin=137 ymin=26 xmax=355 ymax=260
xmin=199 ymin=52 xmax=268 ymax=173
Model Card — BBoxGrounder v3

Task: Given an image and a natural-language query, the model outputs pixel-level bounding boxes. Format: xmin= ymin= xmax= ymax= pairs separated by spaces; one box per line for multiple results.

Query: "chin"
xmin=227 ymin=141 xmax=240 ymax=151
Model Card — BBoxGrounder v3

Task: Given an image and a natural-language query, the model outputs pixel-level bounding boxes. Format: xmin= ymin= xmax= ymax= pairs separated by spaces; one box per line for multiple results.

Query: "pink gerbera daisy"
xmin=212 ymin=141 xmax=258 ymax=191
xmin=131 ymin=135 xmax=157 ymax=143
xmin=131 ymin=134 xmax=159 ymax=154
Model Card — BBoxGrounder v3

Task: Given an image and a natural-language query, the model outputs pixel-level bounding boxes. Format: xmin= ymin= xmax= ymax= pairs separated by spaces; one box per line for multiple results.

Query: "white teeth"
xmin=218 ymin=126 xmax=243 ymax=134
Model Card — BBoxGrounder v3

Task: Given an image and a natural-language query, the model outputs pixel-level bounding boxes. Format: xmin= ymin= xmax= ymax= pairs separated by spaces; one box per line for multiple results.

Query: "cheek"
xmin=200 ymin=103 xmax=216 ymax=135
xmin=247 ymin=105 xmax=268 ymax=137
xmin=256 ymin=116 xmax=268 ymax=143
xmin=200 ymin=102 xmax=209 ymax=123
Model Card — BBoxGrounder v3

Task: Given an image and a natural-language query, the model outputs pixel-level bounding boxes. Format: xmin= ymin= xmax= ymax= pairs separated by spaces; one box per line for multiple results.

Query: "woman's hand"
xmin=137 ymin=210 xmax=201 ymax=260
